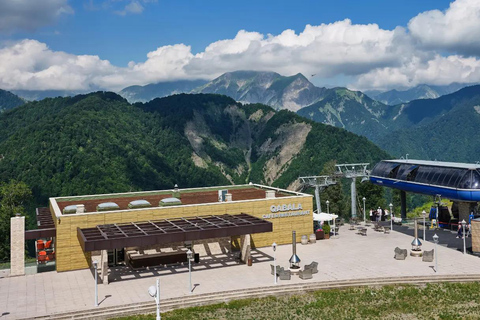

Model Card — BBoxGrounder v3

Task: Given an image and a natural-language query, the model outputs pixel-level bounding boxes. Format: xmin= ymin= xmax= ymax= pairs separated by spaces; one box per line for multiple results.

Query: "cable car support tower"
xmin=299 ymin=176 xmax=337 ymax=213
xmin=335 ymin=163 xmax=370 ymax=219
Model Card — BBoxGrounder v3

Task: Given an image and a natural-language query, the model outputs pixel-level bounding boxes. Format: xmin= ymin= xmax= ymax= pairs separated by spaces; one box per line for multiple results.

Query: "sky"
xmin=1 ymin=0 xmax=480 ymax=92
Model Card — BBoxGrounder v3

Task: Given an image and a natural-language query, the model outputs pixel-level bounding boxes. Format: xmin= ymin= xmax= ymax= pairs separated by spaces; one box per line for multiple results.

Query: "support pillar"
xmin=240 ymin=234 xmax=251 ymax=264
xmin=400 ymin=191 xmax=407 ymax=221
xmin=351 ymin=178 xmax=357 ymax=218
xmin=10 ymin=215 xmax=25 ymax=276
xmin=100 ymin=250 xmax=109 ymax=285
xmin=314 ymin=185 xmax=321 ymax=213
xmin=457 ymin=202 xmax=471 ymax=223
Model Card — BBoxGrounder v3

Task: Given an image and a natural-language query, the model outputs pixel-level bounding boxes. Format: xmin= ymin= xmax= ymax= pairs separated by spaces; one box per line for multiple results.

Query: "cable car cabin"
xmin=370 ymin=159 xmax=480 ymax=202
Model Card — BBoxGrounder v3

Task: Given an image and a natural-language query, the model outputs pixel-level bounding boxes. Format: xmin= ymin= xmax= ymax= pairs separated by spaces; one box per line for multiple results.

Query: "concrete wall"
xmin=52 ymin=195 xmax=313 ymax=272
xmin=10 ymin=216 xmax=25 ymax=276
xmin=472 ymin=219 xmax=480 ymax=254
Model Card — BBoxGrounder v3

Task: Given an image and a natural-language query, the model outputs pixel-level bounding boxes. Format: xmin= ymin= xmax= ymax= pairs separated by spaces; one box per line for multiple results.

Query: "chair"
xmin=394 ymin=247 xmax=407 ymax=260
xmin=299 ymin=268 xmax=313 ymax=280
xmin=304 ymin=261 xmax=318 ymax=274
xmin=278 ymin=269 xmax=291 ymax=280
xmin=44 ymin=240 xmax=52 ymax=249
xmin=38 ymin=250 xmax=47 ymax=264
xmin=384 ymin=226 xmax=391 ymax=234
xmin=422 ymin=249 xmax=434 ymax=262
xmin=36 ymin=240 xmax=44 ymax=250
xmin=270 ymin=264 xmax=283 ymax=275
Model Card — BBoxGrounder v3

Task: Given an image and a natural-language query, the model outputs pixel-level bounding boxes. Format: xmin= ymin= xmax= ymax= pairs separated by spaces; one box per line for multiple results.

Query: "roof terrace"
xmin=51 ymin=184 xmax=308 ymax=216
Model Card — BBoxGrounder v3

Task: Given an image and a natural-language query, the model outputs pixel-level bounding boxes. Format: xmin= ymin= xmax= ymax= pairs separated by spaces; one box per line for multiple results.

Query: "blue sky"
xmin=11 ymin=0 xmax=452 ymax=66
xmin=0 ymin=0 xmax=479 ymax=91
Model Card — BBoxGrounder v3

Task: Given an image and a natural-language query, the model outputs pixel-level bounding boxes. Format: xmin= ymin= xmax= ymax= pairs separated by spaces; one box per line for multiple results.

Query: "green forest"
xmin=0 ymin=92 xmax=390 ymax=261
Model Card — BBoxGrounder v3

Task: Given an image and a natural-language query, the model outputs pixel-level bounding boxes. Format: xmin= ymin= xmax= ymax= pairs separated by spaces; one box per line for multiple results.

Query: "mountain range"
xmin=376 ymin=85 xmax=480 ymax=162
xmin=365 ymin=83 xmax=473 ymax=105
xmin=0 ymin=92 xmax=388 ymax=207
xmin=118 ymin=80 xmax=208 ymax=103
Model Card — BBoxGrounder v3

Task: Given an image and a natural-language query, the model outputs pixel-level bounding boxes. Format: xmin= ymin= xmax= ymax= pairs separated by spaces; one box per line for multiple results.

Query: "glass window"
xmin=472 ymin=170 xmax=480 ymax=189
xmin=434 ymin=168 xmax=448 ymax=186
xmin=388 ymin=164 xmax=400 ymax=178
xmin=429 ymin=169 xmax=442 ymax=184
xmin=458 ymin=171 xmax=473 ymax=189
xmin=406 ymin=167 xmax=419 ymax=181
xmin=415 ymin=167 xmax=428 ymax=183
xmin=449 ymin=169 xmax=466 ymax=188
xmin=439 ymin=168 xmax=454 ymax=187
xmin=395 ymin=164 xmax=411 ymax=179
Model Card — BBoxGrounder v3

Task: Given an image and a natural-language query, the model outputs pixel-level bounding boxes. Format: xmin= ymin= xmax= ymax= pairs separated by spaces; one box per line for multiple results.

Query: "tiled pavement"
xmin=1 ymin=223 xmax=479 ymax=319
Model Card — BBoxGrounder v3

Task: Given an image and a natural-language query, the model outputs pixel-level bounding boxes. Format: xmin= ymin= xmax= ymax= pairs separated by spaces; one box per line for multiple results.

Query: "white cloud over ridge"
xmin=1 ymin=0 xmax=480 ymax=92
xmin=0 ymin=0 xmax=73 ymax=33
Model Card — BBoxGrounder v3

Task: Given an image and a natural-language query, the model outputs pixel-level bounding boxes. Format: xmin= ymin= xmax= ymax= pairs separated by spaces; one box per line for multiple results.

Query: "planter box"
xmin=315 ymin=230 xmax=325 ymax=240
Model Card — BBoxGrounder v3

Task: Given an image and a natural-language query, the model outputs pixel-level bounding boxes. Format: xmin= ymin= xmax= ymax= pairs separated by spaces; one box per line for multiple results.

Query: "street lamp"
xmin=362 ymin=197 xmax=366 ymax=224
xmin=272 ymin=242 xmax=277 ymax=285
xmin=93 ymin=260 xmax=98 ymax=307
xmin=422 ymin=210 xmax=426 ymax=241
xmin=187 ymin=249 xmax=193 ymax=293
xmin=327 ymin=200 xmax=335 ymax=238
xmin=148 ymin=278 xmax=161 ymax=320
xmin=461 ymin=219 xmax=467 ymax=254
xmin=433 ymin=234 xmax=439 ymax=273
xmin=389 ymin=203 xmax=393 ymax=231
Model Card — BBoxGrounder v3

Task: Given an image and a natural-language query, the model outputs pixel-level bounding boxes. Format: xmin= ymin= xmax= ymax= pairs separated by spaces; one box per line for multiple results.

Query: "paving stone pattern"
xmin=1 ymin=224 xmax=479 ymax=319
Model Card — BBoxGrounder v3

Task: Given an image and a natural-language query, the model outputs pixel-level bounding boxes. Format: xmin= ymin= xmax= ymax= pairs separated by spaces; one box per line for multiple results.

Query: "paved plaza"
xmin=1 ymin=224 xmax=479 ymax=319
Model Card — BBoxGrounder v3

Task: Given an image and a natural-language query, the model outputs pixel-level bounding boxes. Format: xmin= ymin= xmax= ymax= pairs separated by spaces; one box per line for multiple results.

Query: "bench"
xmin=349 ymin=224 xmax=355 ymax=230
xmin=129 ymin=251 xmax=188 ymax=269
xmin=394 ymin=247 xmax=407 ymax=260
xmin=422 ymin=249 xmax=434 ymax=262
xmin=357 ymin=228 xmax=367 ymax=236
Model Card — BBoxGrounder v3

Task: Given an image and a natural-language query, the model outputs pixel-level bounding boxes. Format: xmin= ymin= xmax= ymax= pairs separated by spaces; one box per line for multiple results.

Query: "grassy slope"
xmin=115 ymin=282 xmax=480 ymax=320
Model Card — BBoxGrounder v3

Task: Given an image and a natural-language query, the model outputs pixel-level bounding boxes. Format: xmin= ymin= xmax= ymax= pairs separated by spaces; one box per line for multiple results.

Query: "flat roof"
xmin=77 ymin=213 xmax=273 ymax=252
xmin=53 ymin=184 xmax=308 ymax=215
xmin=384 ymin=159 xmax=480 ymax=170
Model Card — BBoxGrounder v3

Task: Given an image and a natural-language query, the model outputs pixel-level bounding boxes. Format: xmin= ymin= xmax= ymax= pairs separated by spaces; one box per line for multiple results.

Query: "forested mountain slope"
xmin=297 ymin=88 xmax=390 ymax=142
xmin=0 ymin=89 xmax=24 ymax=112
xmin=377 ymin=85 xmax=480 ymax=162
xmin=0 ymin=92 xmax=389 ymax=205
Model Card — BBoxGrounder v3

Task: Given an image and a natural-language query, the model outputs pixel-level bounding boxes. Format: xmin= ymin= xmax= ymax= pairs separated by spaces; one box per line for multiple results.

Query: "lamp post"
xmin=148 ymin=278 xmax=161 ymax=320
xmin=93 ymin=260 xmax=98 ymax=307
xmin=389 ymin=203 xmax=393 ymax=230
xmin=187 ymin=249 xmax=192 ymax=293
xmin=433 ymin=234 xmax=439 ymax=273
xmin=462 ymin=219 xmax=467 ymax=254
xmin=422 ymin=210 xmax=426 ymax=241
xmin=362 ymin=197 xmax=366 ymax=224
xmin=327 ymin=200 xmax=335 ymax=237
xmin=272 ymin=242 xmax=277 ymax=285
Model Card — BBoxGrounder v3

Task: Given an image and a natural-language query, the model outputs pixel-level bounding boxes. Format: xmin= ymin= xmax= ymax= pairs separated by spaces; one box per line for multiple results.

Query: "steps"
xmin=20 ymin=274 xmax=480 ymax=320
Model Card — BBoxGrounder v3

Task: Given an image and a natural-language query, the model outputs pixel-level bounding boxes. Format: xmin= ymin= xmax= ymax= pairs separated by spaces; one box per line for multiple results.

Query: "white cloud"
xmin=115 ymin=1 xmax=144 ymax=16
xmin=408 ymin=0 xmax=480 ymax=56
xmin=1 ymin=0 xmax=480 ymax=92
xmin=0 ymin=39 xmax=117 ymax=91
xmin=354 ymin=55 xmax=480 ymax=91
xmin=0 ymin=0 xmax=73 ymax=33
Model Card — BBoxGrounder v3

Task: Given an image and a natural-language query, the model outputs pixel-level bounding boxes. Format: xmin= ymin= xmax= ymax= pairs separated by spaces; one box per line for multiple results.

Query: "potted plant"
xmin=323 ymin=223 xmax=331 ymax=239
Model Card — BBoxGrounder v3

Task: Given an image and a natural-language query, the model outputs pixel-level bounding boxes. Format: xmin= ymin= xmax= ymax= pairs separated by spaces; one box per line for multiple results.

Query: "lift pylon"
xmin=299 ymin=175 xmax=336 ymax=213
xmin=335 ymin=163 xmax=370 ymax=219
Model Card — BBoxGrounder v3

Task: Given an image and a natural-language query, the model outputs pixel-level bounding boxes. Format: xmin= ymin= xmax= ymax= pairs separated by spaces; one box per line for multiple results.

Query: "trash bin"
xmin=194 ymin=253 xmax=200 ymax=263
xmin=247 ymin=257 xmax=252 ymax=266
